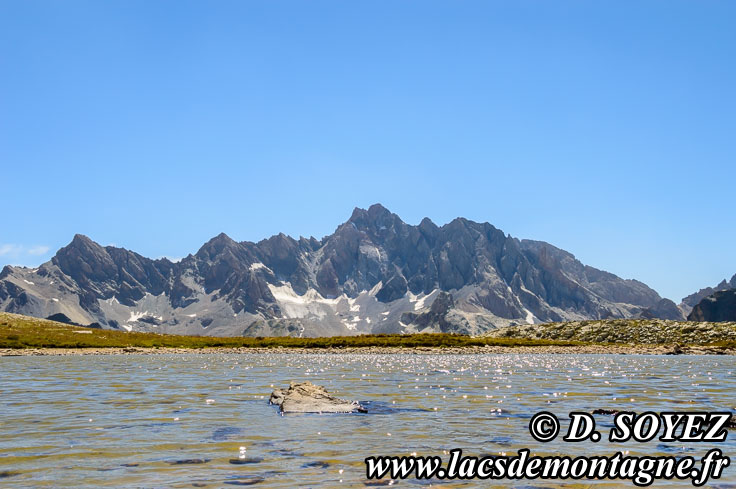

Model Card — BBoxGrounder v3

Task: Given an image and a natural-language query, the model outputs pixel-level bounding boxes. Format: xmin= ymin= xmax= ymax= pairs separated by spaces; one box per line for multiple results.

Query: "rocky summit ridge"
xmin=0 ymin=204 xmax=684 ymax=337
xmin=680 ymin=273 xmax=736 ymax=318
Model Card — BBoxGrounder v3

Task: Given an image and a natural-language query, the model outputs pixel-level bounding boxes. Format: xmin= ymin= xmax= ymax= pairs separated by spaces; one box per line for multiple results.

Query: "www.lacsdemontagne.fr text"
xmin=365 ymin=448 xmax=729 ymax=486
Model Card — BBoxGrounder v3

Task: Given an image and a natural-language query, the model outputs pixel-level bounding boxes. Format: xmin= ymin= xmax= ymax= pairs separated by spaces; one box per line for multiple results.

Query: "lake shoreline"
xmin=2 ymin=344 xmax=734 ymax=356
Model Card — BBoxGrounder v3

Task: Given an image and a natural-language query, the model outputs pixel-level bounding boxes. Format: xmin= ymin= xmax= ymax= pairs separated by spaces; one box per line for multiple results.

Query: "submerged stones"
xmin=212 ymin=426 xmax=244 ymax=441
xmin=269 ymin=381 xmax=367 ymax=414
xmin=167 ymin=458 xmax=210 ymax=465
xmin=591 ymin=409 xmax=620 ymax=415
xmin=223 ymin=478 xmax=264 ymax=486
xmin=229 ymin=458 xmax=263 ymax=465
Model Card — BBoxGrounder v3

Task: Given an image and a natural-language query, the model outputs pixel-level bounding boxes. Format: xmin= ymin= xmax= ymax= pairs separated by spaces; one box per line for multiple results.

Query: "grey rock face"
xmin=401 ymin=292 xmax=460 ymax=333
xmin=0 ymin=204 xmax=675 ymax=336
xmin=638 ymin=299 xmax=684 ymax=321
xmin=269 ymin=382 xmax=366 ymax=413
xmin=688 ymin=289 xmax=736 ymax=322
xmin=680 ymin=273 xmax=736 ymax=315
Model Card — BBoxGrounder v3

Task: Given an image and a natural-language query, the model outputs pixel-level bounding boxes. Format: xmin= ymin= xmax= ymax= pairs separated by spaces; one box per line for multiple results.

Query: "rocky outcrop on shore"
xmin=269 ymin=381 xmax=367 ymax=414
xmin=3 ymin=343 xmax=734 ymax=357
xmin=487 ymin=319 xmax=736 ymax=345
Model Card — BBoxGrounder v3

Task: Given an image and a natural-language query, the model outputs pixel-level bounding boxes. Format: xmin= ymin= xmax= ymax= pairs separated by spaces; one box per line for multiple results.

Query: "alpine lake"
xmin=1 ymin=353 xmax=734 ymax=488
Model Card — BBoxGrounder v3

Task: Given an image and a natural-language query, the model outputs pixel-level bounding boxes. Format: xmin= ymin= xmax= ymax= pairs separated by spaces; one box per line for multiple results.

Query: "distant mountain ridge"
xmin=0 ymin=204 xmax=683 ymax=337
xmin=680 ymin=273 xmax=736 ymax=316
xmin=682 ymin=273 xmax=736 ymax=322
xmin=688 ymin=289 xmax=736 ymax=322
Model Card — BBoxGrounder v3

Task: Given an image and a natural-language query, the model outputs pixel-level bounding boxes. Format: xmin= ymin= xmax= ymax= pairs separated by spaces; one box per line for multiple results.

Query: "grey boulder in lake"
xmin=269 ymin=381 xmax=367 ymax=414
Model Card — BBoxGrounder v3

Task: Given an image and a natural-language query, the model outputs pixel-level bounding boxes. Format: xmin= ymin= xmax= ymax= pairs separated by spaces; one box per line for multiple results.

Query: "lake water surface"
xmin=1 ymin=353 xmax=735 ymax=488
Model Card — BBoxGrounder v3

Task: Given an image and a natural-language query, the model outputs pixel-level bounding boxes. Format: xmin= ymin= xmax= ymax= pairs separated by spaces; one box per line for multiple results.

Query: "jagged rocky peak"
xmin=68 ymin=233 xmax=100 ymax=250
xmin=347 ymin=203 xmax=403 ymax=233
xmin=51 ymin=234 xmax=120 ymax=289
xmin=688 ymin=289 xmax=736 ymax=322
xmin=0 ymin=204 xmax=678 ymax=337
xmin=0 ymin=265 xmax=14 ymax=280
xmin=682 ymin=272 xmax=736 ymax=322
xmin=680 ymin=272 xmax=736 ymax=316
xmin=418 ymin=216 xmax=439 ymax=238
xmin=196 ymin=232 xmax=240 ymax=258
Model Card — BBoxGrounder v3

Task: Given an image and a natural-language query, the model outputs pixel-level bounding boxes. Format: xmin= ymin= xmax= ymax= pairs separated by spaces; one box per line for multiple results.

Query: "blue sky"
xmin=1 ymin=1 xmax=734 ymax=302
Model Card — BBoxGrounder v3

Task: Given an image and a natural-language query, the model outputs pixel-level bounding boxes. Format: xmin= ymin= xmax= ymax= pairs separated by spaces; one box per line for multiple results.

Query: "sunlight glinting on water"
xmin=1 ymin=353 xmax=734 ymax=488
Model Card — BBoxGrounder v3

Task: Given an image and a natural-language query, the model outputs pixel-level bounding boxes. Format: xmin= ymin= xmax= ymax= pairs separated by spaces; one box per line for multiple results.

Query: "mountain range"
xmin=0 ymin=204 xmax=689 ymax=336
xmin=680 ymin=273 xmax=736 ymax=322
xmin=680 ymin=273 xmax=736 ymax=317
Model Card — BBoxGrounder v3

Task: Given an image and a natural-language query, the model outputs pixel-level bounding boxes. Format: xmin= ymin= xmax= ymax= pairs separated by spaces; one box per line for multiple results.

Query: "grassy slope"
xmin=0 ymin=312 xmax=579 ymax=349
xmin=3 ymin=312 xmax=735 ymax=350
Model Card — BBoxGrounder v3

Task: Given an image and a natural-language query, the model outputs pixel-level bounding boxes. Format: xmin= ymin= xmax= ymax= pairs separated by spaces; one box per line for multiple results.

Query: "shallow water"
xmin=1 ymin=353 xmax=734 ymax=488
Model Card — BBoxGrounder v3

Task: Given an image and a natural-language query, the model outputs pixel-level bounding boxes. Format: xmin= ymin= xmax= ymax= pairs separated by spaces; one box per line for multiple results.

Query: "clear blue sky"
xmin=1 ymin=1 xmax=734 ymax=302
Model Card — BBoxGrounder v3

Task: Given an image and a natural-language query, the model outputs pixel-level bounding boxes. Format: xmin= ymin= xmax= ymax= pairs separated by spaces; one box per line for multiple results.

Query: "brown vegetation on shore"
xmin=1 ymin=312 xmax=734 ymax=355
xmin=0 ymin=312 xmax=576 ymax=350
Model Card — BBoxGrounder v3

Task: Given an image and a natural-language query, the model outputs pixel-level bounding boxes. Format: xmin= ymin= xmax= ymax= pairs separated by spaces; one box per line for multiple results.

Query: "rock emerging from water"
xmin=664 ymin=344 xmax=684 ymax=355
xmin=269 ymin=381 xmax=367 ymax=414
xmin=591 ymin=409 xmax=619 ymax=415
